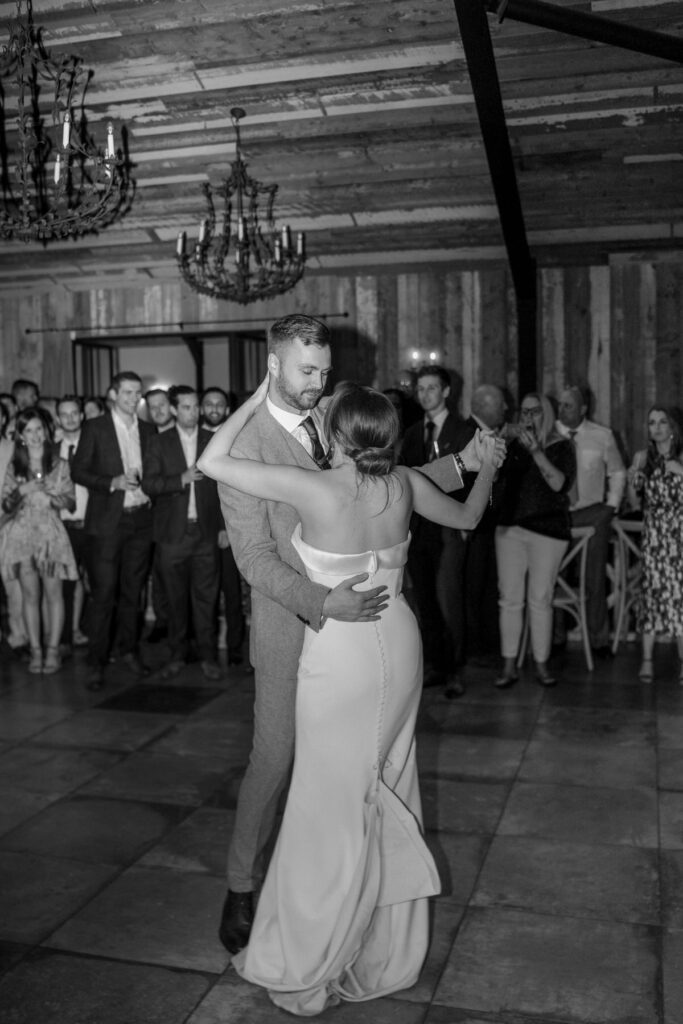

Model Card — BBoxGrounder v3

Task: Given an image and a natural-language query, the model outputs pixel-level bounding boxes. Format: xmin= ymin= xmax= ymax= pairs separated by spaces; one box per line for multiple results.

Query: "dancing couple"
xmin=199 ymin=315 xmax=505 ymax=1016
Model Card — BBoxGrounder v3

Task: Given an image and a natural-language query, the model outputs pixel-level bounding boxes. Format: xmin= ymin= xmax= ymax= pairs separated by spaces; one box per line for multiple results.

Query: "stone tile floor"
xmin=0 ymin=639 xmax=682 ymax=1023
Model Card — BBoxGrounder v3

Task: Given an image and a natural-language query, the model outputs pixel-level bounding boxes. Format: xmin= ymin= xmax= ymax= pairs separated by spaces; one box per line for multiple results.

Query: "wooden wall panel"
xmin=657 ymin=264 xmax=683 ymax=414
xmin=540 ymin=268 xmax=565 ymax=400
xmin=588 ymin=266 xmax=611 ymax=430
xmin=1 ymin=258 xmax=683 ymax=469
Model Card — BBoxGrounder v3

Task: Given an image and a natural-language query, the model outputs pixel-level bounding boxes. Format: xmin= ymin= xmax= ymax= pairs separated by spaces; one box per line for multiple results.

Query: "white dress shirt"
xmin=176 ymin=424 xmax=198 ymax=521
xmin=111 ymin=409 xmax=149 ymax=509
xmin=557 ymin=418 xmax=626 ymax=511
xmin=266 ymin=395 xmax=327 ymax=460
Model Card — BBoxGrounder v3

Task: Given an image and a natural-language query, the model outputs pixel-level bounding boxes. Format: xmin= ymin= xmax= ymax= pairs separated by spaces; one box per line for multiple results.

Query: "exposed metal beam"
xmin=488 ymin=0 xmax=683 ymax=65
xmin=452 ymin=0 xmax=537 ymax=396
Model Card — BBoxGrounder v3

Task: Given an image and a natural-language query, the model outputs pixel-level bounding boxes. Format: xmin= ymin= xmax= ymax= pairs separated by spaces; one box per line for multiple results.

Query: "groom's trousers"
xmin=226 ymin=624 xmax=301 ymax=892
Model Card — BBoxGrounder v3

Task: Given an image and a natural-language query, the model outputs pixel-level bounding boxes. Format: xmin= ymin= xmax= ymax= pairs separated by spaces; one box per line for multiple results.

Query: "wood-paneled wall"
xmin=1 ymin=257 xmax=682 ymax=461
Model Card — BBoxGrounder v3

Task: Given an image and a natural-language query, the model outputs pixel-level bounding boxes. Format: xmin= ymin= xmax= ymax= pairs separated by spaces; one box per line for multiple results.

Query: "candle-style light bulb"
xmin=274 ymin=237 xmax=282 ymax=264
xmin=199 ymin=219 xmax=208 ymax=244
xmin=296 ymin=232 xmax=305 ymax=259
xmin=106 ymin=123 xmax=115 ymax=159
xmin=62 ymin=112 xmax=71 ymax=149
xmin=176 ymin=231 xmax=186 ymax=257
xmin=281 ymin=225 xmax=291 ymax=252
xmin=54 ymin=153 xmax=61 ymax=184
xmin=237 ymin=216 xmax=245 ymax=242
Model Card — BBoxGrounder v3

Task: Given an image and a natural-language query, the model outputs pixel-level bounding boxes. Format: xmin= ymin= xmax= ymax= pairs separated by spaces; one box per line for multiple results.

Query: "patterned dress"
xmin=637 ymin=457 xmax=683 ymax=636
xmin=0 ymin=458 xmax=78 ymax=581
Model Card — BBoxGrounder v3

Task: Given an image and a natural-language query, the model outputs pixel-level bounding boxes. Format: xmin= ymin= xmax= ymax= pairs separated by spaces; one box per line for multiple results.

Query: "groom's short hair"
xmin=268 ymin=314 xmax=330 ymax=355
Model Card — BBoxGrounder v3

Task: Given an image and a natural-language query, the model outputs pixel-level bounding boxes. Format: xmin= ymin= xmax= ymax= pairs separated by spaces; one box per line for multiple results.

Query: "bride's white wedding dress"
xmin=232 ymin=524 xmax=440 ymax=1016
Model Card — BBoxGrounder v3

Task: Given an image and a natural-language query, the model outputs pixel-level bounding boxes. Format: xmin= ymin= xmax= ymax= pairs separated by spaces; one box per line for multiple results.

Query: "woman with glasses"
xmin=494 ymin=393 xmax=576 ymax=688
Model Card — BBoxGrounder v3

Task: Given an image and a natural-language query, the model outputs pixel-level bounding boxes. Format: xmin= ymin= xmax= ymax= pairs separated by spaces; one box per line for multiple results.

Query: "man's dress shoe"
xmin=85 ymin=666 xmax=104 ymax=691
xmin=423 ymin=666 xmax=445 ymax=689
xmin=201 ymin=660 xmax=223 ymax=681
xmin=445 ymin=675 xmax=466 ymax=699
xmin=121 ymin=652 xmax=151 ymax=677
xmin=218 ymin=890 xmax=255 ymax=954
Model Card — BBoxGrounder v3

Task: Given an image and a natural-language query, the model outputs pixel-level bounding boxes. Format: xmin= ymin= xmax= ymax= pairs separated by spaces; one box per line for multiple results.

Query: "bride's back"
xmin=297 ymin=466 xmax=413 ymax=554
xmin=294 ymin=382 xmax=414 ymax=554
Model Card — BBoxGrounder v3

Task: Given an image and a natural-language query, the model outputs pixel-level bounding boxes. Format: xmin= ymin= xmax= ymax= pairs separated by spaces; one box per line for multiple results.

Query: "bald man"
xmin=446 ymin=384 xmax=508 ymax=677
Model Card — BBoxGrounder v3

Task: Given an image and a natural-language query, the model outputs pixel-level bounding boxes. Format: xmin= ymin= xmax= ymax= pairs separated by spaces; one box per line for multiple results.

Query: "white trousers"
xmin=495 ymin=525 xmax=568 ymax=664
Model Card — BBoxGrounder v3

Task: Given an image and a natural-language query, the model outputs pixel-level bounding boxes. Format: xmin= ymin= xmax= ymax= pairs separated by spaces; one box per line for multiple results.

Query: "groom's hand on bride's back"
xmin=322 ymin=574 xmax=389 ymax=622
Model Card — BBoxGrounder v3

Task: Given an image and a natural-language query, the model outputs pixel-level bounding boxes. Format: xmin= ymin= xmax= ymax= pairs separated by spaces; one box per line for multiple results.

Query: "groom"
xmin=217 ymin=314 xmax=487 ymax=953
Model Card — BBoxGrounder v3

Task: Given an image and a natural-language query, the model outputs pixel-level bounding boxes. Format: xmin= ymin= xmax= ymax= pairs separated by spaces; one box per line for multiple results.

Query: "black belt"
xmin=122 ymin=505 xmax=150 ymax=515
xmin=64 ymin=519 xmax=85 ymax=528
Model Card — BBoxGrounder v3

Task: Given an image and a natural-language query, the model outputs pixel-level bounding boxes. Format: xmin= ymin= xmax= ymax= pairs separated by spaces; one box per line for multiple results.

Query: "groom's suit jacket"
xmin=217 ymin=401 xmax=464 ymax=680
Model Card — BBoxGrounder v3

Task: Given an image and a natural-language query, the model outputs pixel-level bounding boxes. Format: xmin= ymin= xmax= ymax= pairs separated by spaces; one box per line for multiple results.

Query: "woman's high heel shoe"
xmin=494 ymin=671 xmax=519 ymax=689
xmin=42 ymin=646 xmax=62 ymax=674
xmin=534 ymin=662 xmax=557 ymax=687
xmin=28 ymin=646 xmax=43 ymax=674
xmin=638 ymin=659 xmax=654 ymax=683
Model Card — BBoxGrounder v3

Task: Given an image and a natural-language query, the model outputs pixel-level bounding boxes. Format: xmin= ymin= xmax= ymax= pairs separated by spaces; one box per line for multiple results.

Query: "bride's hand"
xmin=247 ymin=373 xmax=270 ymax=407
xmin=480 ymin=433 xmax=506 ymax=469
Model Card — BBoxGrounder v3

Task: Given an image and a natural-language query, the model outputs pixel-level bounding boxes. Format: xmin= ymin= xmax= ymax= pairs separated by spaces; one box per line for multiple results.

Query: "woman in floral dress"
xmin=628 ymin=406 xmax=683 ymax=683
xmin=0 ymin=407 xmax=77 ymax=674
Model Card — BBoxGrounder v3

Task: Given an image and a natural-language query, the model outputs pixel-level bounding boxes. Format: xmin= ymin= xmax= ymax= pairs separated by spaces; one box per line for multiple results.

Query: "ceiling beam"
xmin=452 ymin=0 xmax=537 ymax=396
xmin=487 ymin=0 xmax=683 ymax=65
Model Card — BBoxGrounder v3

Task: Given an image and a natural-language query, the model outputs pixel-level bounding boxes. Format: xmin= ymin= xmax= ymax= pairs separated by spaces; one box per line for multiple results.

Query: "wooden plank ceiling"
xmin=0 ymin=0 xmax=682 ymax=293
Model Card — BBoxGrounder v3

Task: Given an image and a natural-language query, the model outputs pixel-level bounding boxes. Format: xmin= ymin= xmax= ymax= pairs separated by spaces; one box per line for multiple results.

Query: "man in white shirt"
xmin=55 ymin=396 xmax=89 ymax=650
xmin=142 ymin=387 xmax=223 ymax=680
xmin=557 ymin=385 xmax=626 ymax=655
xmin=71 ymin=371 xmax=156 ymax=690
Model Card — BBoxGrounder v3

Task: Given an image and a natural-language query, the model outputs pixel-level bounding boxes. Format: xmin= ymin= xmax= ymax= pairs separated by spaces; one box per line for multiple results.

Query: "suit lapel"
xmin=103 ymin=413 xmax=124 ymax=474
xmin=256 ymin=403 xmax=321 ymax=471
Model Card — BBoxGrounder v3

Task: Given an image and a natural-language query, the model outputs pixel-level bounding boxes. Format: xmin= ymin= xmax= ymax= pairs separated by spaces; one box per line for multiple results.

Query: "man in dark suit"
xmin=449 ymin=385 xmax=508 ymax=670
xmin=142 ymin=386 xmax=223 ymax=681
xmin=402 ymin=365 xmax=467 ymax=698
xmin=201 ymin=386 xmax=246 ymax=666
xmin=71 ymin=371 xmax=155 ymax=690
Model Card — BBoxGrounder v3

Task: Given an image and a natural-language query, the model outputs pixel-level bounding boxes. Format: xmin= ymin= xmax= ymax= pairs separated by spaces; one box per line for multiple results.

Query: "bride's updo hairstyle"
xmin=324 ymin=382 xmax=399 ymax=477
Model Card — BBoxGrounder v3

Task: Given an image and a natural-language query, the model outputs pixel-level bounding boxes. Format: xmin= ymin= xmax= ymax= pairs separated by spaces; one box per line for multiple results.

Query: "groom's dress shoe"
xmin=218 ymin=890 xmax=254 ymax=954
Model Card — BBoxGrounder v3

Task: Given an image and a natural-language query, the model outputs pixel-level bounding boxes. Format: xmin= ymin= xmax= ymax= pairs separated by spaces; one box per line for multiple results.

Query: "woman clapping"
xmin=494 ymin=393 xmax=576 ymax=688
xmin=0 ymin=407 xmax=77 ymax=673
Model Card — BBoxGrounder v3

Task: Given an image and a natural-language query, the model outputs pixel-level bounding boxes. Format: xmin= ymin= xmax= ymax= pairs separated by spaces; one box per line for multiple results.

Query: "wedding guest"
xmin=11 ymin=379 xmax=39 ymax=412
xmin=0 ymin=401 xmax=28 ymax=657
xmin=449 ymin=383 xmax=509 ymax=670
xmin=628 ymin=406 xmax=683 ymax=683
xmin=145 ymin=388 xmax=174 ymax=432
xmin=556 ymin=385 xmax=625 ymax=656
xmin=54 ymin=396 xmax=90 ymax=649
xmin=201 ymin=385 xmax=245 ymax=665
xmin=142 ymin=386 xmax=223 ymax=680
xmin=494 ymin=393 xmax=575 ymax=688
xmin=144 ymin=387 xmax=175 ymax=643
xmin=83 ymin=396 xmax=106 ymax=420
xmin=71 ymin=371 xmax=155 ymax=690
xmin=401 ymin=366 xmax=466 ymax=697
xmin=0 ymin=407 xmax=77 ymax=673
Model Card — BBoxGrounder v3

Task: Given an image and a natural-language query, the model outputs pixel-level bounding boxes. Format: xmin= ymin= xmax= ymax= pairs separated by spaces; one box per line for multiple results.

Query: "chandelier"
xmin=176 ymin=107 xmax=306 ymax=305
xmin=0 ymin=0 xmax=132 ymax=244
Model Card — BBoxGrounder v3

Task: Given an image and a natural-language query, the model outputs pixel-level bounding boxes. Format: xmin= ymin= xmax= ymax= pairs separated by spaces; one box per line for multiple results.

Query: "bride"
xmin=198 ymin=377 xmax=504 ymax=1016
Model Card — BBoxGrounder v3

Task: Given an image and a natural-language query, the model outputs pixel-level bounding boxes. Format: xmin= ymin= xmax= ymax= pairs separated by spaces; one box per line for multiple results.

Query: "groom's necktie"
xmin=300 ymin=416 xmax=331 ymax=470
